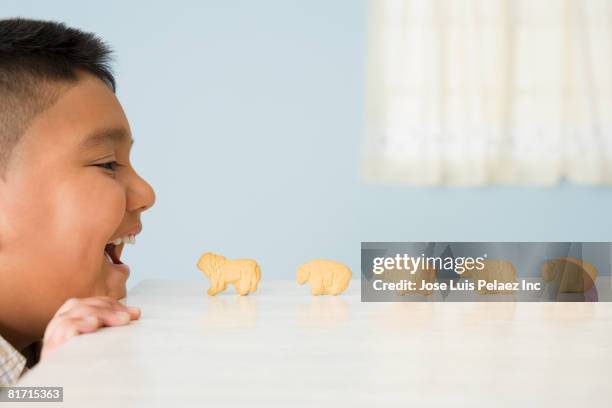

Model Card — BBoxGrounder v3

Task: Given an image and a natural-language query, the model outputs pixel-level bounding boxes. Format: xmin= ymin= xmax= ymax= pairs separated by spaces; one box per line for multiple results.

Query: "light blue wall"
xmin=4 ymin=1 xmax=612 ymax=287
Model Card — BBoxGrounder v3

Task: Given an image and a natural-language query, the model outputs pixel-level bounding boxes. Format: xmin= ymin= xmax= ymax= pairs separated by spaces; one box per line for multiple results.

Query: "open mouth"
xmin=104 ymin=243 xmax=123 ymax=265
xmin=103 ymin=233 xmax=138 ymax=277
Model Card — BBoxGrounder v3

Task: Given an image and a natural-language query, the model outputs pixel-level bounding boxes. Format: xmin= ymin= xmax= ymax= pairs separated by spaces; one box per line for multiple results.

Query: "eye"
xmin=94 ymin=161 xmax=119 ymax=172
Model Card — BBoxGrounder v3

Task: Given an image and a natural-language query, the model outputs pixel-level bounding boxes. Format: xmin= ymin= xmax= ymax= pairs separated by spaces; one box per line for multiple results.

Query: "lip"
xmin=103 ymin=222 xmax=141 ymax=278
xmin=108 ymin=223 xmax=142 ymax=243
xmin=104 ymin=252 xmax=131 ymax=277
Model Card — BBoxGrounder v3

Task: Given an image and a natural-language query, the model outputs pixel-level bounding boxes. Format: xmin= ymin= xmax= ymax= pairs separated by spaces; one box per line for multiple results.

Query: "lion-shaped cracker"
xmin=197 ymin=252 xmax=261 ymax=296
xmin=296 ymin=259 xmax=352 ymax=295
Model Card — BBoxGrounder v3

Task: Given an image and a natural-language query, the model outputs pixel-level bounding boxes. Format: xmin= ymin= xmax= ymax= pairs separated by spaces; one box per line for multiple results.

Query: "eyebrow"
xmin=79 ymin=127 xmax=134 ymax=150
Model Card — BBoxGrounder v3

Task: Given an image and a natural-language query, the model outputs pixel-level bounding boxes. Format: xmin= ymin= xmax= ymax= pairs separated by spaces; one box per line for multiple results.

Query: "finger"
xmin=43 ymin=315 xmax=99 ymax=350
xmin=55 ymin=296 xmax=129 ymax=316
xmin=79 ymin=298 xmax=140 ymax=319
xmin=44 ymin=312 xmax=82 ymax=341
xmin=60 ymin=305 xmax=132 ymax=326
xmin=127 ymin=306 xmax=141 ymax=320
xmin=41 ymin=316 xmax=101 ymax=360
xmin=55 ymin=297 xmax=81 ymax=315
xmin=84 ymin=298 xmax=140 ymax=317
xmin=56 ymin=298 xmax=140 ymax=322
xmin=69 ymin=297 xmax=131 ymax=312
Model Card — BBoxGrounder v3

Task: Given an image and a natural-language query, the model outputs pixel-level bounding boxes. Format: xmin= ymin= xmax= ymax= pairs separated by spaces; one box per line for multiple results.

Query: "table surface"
xmin=16 ymin=279 xmax=612 ymax=407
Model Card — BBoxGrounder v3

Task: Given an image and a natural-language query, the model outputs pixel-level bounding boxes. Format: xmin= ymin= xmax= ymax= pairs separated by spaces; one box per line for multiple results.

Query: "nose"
xmin=126 ymin=169 xmax=156 ymax=213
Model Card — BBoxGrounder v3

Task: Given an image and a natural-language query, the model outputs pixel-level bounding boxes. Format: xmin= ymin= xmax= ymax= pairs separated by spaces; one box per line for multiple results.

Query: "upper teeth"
xmin=108 ymin=234 xmax=136 ymax=245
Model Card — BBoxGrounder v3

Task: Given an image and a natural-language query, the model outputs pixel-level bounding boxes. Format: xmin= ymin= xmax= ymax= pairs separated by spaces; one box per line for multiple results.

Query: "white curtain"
xmin=364 ymin=0 xmax=612 ymax=186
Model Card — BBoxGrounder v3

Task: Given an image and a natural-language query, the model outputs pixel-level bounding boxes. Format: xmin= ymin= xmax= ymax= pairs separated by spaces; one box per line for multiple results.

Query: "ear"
xmin=296 ymin=267 xmax=310 ymax=284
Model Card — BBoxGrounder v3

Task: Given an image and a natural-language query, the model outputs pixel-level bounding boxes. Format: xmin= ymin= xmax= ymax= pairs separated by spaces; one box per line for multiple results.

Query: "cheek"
xmin=23 ymin=173 xmax=126 ymax=292
xmin=56 ymin=175 xmax=126 ymax=236
xmin=58 ymin=175 xmax=125 ymax=255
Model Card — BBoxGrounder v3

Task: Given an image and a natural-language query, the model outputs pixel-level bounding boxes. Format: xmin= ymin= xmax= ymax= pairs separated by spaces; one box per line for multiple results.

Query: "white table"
xmin=16 ymin=280 xmax=612 ymax=407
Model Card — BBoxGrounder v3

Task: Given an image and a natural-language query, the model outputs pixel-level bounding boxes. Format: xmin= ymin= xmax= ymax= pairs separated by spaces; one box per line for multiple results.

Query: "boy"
xmin=0 ymin=18 xmax=156 ymax=385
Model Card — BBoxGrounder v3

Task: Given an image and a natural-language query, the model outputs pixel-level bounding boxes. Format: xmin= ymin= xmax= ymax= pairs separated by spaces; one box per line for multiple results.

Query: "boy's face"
xmin=0 ymin=72 xmax=155 ymax=334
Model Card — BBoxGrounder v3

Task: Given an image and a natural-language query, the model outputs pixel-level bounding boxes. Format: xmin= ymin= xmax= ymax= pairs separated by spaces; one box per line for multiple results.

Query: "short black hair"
xmin=0 ymin=18 xmax=116 ymax=173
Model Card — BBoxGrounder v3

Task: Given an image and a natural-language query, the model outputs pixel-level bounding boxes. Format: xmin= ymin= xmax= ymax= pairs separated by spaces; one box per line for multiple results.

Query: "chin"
xmin=108 ymin=285 xmax=127 ymax=300
xmin=105 ymin=274 xmax=128 ymax=299
xmin=101 ymin=259 xmax=129 ymax=299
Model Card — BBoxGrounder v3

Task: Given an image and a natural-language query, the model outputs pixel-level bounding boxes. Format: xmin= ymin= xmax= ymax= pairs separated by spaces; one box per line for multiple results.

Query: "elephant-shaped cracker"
xmin=297 ymin=259 xmax=352 ymax=295
xmin=197 ymin=252 xmax=261 ymax=296
xmin=383 ymin=264 xmax=437 ymax=296
xmin=469 ymin=260 xmax=517 ymax=294
xmin=541 ymin=257 xmax=597 ymax=293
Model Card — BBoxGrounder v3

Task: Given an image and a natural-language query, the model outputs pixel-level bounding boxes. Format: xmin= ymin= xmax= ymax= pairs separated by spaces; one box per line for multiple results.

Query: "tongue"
xmin=105 ymin=244 xmax=123 ymax=264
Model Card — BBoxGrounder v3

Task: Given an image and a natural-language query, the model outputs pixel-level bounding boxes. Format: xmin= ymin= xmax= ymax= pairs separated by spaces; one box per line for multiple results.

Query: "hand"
xmin=41 ymin=296 xmax=140 ymax=360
